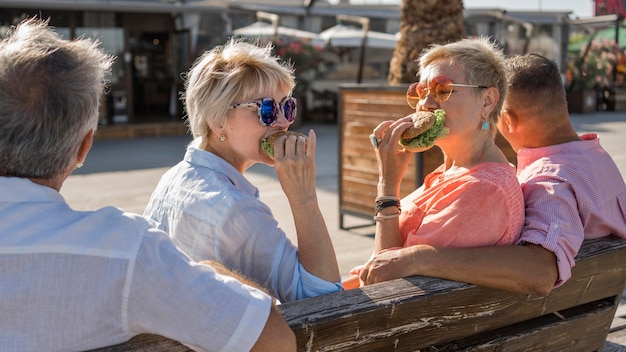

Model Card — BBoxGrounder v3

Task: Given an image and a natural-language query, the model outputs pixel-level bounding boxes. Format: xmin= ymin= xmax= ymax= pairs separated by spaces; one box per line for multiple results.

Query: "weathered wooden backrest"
xmin=281 ymin=235 xmax=626 ymax=351
xmin=90 ymin=236 xmax=626 ymax=352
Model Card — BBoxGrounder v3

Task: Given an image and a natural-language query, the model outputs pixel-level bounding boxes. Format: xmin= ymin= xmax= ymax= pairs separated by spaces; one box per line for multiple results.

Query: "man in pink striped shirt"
xmin=498 ymin=53 xmax=626 ymax=291
xmin=359 ymin=54 xmax=626 ymax=295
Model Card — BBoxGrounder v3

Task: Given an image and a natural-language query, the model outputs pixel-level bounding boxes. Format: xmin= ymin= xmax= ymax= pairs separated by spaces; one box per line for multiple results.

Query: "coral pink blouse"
xmin=399 ymin=162 xmax=524 ymax=248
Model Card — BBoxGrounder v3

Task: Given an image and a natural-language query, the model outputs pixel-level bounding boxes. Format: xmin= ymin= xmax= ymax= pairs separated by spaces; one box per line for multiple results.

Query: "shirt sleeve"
xmin=126 ymin=227 xmax=272 ymax=352
xmin=213 ymin=196 xmax=342 ymax=302
xmin=516 ymin=178 xmax=584 ymax=288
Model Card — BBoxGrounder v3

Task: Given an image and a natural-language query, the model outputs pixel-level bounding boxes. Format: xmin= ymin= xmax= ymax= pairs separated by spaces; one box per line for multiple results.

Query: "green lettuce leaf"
xmin=399 ymin=109 xmax=448 ymax=149
xmin=261 ymin=138 xmax=274 ymax=158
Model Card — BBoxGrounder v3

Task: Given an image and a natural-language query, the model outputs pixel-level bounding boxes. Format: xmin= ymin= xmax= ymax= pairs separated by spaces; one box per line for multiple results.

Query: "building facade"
xmin=0 ymin=1 xmax=235 ymax=125
xmin=0 ymin=0 xmax=580 ymax=126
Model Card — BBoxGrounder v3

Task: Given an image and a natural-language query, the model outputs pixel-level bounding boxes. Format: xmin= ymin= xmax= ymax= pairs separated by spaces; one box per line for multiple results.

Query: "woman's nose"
xmin=418 ymin=92 xmax=439 ymax=110
xmin=274 ymin=110 xmax=291 ymax=128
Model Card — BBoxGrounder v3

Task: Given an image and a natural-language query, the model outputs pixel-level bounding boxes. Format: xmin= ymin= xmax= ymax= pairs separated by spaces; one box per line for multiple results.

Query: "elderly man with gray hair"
xmin=0 ymin=18 xmax=294 ymax=352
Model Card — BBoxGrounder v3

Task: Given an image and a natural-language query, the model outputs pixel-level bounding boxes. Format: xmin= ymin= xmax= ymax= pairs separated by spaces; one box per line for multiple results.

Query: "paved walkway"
xmin=61 ymin=110 xmax=626 ymax=348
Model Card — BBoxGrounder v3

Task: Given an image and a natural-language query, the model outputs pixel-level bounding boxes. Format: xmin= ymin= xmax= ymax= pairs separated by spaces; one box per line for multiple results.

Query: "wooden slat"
xmin=94 ymin=122 xmax=188 ymax=140
xmin=427 ymin=299 xmax=616 ymax=351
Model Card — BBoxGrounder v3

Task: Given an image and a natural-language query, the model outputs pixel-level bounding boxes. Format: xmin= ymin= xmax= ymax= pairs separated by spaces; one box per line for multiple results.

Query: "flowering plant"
xmin=566 ymin=38 xmax=624 ymax=91
xmin=272 ymin=37 xmax=323 ymax=96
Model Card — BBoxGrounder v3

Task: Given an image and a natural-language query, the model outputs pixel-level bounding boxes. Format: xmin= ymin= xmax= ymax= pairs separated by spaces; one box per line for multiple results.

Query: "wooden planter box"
xmin=338 ymin=84 xmax=516 ymax=229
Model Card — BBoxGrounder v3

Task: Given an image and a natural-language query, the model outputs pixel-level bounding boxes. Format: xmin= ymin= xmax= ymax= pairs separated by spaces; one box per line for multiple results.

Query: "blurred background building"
xmin=0 ymin=0 xmax=620 ymax=126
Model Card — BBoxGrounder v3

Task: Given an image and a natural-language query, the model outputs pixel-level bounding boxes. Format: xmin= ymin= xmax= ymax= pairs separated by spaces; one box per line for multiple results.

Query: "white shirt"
xmin=0 ymin=176 xmax=271 ymax=352
xmin=144 ymin=140 xmax=343 ymax=303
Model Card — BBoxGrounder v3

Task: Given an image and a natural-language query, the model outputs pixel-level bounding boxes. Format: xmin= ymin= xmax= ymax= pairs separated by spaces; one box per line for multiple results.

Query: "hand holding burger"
xmin=261 ymin=131 xmax=308 ymax=159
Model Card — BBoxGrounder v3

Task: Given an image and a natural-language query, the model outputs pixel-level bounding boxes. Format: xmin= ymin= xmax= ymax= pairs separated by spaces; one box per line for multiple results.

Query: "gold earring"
xmin=75 ymin=163 xmax=84 ymax=169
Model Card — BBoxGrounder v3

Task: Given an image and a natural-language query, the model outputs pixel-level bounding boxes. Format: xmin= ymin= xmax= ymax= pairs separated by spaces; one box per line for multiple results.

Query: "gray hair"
xmin=0 ymin=18 xmax=113 ymax=178
xmin=418 ymin=36 xmax=507 ymax=123
xmin=183 ymin=37 xmax=295 ymax=138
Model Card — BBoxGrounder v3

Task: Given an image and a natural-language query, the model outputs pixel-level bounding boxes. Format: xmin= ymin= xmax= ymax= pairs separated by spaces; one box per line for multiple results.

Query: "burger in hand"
xmin=399 ymin=109 xmax=448 ymax=153
xmin=261 ymin=131 xmax=308 ymax=159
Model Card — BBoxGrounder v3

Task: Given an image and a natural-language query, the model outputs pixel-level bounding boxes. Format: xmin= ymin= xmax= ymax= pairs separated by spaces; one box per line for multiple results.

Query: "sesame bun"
xmin=401 ymin=111 xmax=437 ymax=140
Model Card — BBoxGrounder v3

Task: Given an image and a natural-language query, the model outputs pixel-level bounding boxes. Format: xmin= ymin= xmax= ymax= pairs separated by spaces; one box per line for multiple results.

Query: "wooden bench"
xmin=91 ymin=235 xmax=626 ymax=351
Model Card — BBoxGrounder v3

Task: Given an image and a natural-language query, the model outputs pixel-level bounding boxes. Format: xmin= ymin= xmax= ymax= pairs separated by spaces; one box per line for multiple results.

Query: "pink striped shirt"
xmin=516 ymin=133 xmax=626 ymax=287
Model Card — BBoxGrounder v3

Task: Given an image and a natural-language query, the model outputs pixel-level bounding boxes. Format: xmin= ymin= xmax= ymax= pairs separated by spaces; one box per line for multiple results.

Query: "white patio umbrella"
xmin=320 ymin=24 xmax=398 ymax=49
xmin=320 ymin=24 xmax=397 ymax=83
xmin=233 ymin=21 xmax=325 ymax=47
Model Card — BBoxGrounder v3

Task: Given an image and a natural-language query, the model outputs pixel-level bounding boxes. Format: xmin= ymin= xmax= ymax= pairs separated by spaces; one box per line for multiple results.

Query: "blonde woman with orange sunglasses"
xmin=348 ymin=37 xmax=524 ymax=289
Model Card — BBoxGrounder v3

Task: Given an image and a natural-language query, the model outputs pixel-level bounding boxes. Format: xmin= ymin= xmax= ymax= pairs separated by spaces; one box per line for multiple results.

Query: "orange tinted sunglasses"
xmin=407 ymin=75 xmax=488 ymax=108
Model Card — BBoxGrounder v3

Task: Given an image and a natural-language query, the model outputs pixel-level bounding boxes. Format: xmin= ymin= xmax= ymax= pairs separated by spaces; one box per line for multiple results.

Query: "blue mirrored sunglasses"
xmin=231 ymin=96 xmax=297 ymax=126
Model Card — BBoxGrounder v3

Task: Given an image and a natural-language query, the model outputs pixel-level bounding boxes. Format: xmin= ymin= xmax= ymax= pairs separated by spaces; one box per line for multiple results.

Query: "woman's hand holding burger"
xmin=370 ymin=109 xmax=448 ymax=196
xmin=263 ymin=129 xmax=318 ymax=205
xmin=371 ymin=118 xmax=414 ymax=197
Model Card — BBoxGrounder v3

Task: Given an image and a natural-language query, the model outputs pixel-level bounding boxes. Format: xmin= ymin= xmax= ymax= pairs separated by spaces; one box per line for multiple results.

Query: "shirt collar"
xmin=0 ymin=176 xmax=66 ymax=203
xmin=516 ymin=133 xmax=599 ymax=170
xmin=184 ymin=138 xmax=259 ymax=198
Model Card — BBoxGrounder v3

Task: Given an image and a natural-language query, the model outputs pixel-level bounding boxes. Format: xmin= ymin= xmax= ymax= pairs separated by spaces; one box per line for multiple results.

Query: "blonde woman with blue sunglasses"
xmin=144 ymin=38 xmax=342 ymax=303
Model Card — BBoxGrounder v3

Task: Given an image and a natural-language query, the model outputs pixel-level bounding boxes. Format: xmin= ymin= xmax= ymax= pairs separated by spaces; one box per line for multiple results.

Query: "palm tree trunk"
xmin=388 ymin=0 xmax=466 ymax=84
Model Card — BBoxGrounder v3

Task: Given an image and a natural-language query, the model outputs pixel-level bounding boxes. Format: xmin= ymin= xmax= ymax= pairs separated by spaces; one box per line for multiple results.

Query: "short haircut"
xmin=418 ymin=37 xmax=507 ymax=123
xmin=0 ymin=18 xmax=113 ymax=178
xmin=183 ymin=38 xmax=295 ymax=138
xmin=505 ymin=53 xmax=567 ymax=113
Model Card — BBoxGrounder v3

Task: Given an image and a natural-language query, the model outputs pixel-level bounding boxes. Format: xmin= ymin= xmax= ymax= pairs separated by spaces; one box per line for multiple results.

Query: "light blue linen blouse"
xmin=144 ymin=138 xmax=343 ymax=302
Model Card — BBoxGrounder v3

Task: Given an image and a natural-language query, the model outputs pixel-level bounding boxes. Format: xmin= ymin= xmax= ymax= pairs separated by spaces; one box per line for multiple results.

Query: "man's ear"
xmin=500 ymin=109 xmax=518 ymax=133
xmin=76 ymin=129 xmax=94 ymax=165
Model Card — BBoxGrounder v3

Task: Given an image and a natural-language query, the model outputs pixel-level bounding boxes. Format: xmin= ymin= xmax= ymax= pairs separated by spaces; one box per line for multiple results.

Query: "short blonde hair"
xmin=418 ymin=37 xmax=507 ymax=123
xmin=183 ymin=38 xmax=296 ymax=138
